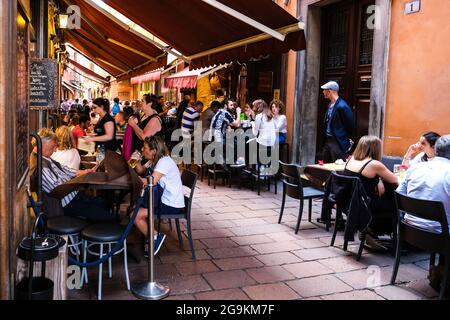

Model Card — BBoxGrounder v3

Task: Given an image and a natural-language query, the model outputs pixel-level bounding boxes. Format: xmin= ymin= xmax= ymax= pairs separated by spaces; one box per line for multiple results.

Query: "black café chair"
xmin=278 ymin=161 xmax=324 ymax=234
xmin=157 ymin=170 xmax=198 ymax=260
xmin=324 ymin=172 xmax=372 ymax=261
xmin=390 ymin=192 xmax=450 ymax=300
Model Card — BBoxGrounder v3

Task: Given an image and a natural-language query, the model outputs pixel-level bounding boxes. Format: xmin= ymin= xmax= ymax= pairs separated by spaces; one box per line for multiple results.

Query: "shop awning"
xmin=130 ymin=70 xmax=162 ymax=85
xmin=61 ymin=0 xmax=167 ymax=80
xmin=164 ymin=67 xmax=212 ymax=89
xmin=62 ymin=82 xmax=75 ymax=95
xmin=102 ymin=0 xmax=306 ymax=69
xmin=67 ymin=58 xmax=109 ymax=83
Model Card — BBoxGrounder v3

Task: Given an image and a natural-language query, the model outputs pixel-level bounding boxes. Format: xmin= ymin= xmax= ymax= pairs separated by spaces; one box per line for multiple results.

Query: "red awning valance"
xmin=103 ymin=0 xmax=306 ymax=69
xmin=164 ymin=67 xmax=210 ymax=89
xmin=130 ymin=70 xmax=162 ymax=85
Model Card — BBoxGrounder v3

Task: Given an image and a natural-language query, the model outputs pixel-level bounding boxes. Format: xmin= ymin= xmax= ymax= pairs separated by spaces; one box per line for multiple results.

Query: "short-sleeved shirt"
xmin=182 ymin=107 xmax=200 ymax=135
xmin=210 ymin=109 xmax=234 ymax=142
xmin=154 ymin=156 xmax=185 ymax=208
xmin=94 ymin=113 xmax=118 ymax=151
xmin=72 ymin=125 xmax=86 ymax=148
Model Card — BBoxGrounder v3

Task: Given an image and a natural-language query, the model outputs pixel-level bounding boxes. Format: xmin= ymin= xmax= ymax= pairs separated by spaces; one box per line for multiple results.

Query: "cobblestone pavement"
xmin=68 ymin=179 xmax=437 ymax=300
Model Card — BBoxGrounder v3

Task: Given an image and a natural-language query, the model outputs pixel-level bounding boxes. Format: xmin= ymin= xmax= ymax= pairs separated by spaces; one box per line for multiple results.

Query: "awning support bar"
xmin=201 ymin=0 xmax=286 ymax=41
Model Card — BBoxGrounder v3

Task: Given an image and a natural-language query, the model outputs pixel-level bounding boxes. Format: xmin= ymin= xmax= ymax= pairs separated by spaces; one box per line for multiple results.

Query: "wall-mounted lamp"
xmin=59 ymin=14 xmax=69 ymax=28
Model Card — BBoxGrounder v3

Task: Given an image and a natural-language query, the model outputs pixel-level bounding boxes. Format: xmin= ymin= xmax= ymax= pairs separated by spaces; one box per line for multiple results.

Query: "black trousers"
xmin=322 ymin=136 xmax=347 ymax=163
xmin=63 ymin=192 xmax=114 ymax=222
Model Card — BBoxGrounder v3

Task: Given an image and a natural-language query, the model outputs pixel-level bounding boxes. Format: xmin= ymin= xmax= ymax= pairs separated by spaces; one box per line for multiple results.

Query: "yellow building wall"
xmin=275 ymin=0 xmax=298 ymax=148
xmin=384 ymin=0 xmax=450 ymax=155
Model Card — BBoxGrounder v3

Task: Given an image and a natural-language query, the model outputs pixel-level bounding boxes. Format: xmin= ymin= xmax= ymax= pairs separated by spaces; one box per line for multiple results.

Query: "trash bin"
xmin=15 ymin=212 xmax=65 ymax=300
xmin=16 ymin=277 xmax=54 ymax=300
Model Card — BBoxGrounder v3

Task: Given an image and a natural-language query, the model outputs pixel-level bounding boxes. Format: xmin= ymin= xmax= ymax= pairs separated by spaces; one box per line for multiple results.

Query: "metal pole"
xmin=131 ymin=176 xmax=170 ymax=300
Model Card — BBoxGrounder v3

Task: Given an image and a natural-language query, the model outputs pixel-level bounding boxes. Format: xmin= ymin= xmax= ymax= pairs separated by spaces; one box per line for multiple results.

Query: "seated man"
xmin=30 ymin=128 xmax=114 ymax=222
xmin=397 ymin=134 xmax=450 ymax=293
xmin=397 ymin=134 xmax=450 ymax=232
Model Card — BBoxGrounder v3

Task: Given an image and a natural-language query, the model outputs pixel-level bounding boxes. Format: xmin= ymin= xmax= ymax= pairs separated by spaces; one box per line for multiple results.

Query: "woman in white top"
xmin=51 ymin=125 xmax=81 ymax=170
xmin=271 ymin=99 xmax=288 ymax=144
xmin=252 ymin=99 xmax=277 ymax=147
xmin=134 ymin=136 xmax=185 ymax=240
xmin=402 ymin=131 xmax=441 ymax=167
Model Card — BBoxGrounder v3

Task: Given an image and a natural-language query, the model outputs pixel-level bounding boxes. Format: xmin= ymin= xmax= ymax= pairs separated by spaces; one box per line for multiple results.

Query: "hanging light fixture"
xmin=59 ymin=13 xmax=69 ymax=29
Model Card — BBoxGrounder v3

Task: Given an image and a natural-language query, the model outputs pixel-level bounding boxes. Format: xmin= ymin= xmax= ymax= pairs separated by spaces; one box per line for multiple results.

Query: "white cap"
xmin=321 ymin=81 xmax=340 ymax=92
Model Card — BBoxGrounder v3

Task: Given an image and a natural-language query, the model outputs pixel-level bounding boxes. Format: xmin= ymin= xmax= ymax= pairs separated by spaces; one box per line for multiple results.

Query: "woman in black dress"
xmin=128 ymin=94 xmax=162 ymax=153
xmin=342 ymin=136 xmax=399 ymax=239
xmin=84 ymin=97 xmax=118 ymax=152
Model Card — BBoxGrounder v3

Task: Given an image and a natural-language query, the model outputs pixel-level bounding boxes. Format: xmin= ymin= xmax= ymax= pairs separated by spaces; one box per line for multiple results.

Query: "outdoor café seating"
xmin=322 ymin=171 xmax=372 ymax=261
xmin=391 ymin=192 xmax=450 ymax=300
xmin=157 ymin=170 xmax=198 ymax=260
xmin=278 ymin=161 xmax=324 ymax=234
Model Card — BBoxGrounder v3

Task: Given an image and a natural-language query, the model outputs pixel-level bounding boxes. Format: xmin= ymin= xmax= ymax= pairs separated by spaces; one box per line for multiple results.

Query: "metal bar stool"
xmin=47 ymin=216 xmax=90 ymax=261
xmin=80 ymin=223 xmax=130 ymax=300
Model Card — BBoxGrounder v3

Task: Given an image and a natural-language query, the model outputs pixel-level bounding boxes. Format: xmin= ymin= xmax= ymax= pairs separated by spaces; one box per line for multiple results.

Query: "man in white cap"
xmin=320 ymin=81 xmax=354 ymax=162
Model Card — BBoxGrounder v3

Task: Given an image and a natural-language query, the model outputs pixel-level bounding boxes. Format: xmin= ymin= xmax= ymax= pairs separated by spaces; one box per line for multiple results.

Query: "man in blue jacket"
xmin=321 ymin=81 xmax=355 ymax=162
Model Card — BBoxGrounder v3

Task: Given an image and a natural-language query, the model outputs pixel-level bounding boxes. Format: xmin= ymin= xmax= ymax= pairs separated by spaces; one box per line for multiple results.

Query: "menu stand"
xmin=131 ymin=176 xmax=170 ymax=300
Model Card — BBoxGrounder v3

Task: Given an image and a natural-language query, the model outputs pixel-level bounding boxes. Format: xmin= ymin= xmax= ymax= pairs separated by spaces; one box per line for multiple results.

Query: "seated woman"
xmin=402 ymin=131 xmax=441 ymax=167
xmin=84 ymin=97 xmax=118 ymax=152
xmin=128 ymin=94 xmax=162 ymax=154
xmin=51 ymin=125 xmax=81 ymax=170
xmin=134 ymin=136 xmax=185 ymax=256
xmin=270 ymin=100 xmax=288 ymax=144
xmin=342 ymin=135 xmax=399 ymax=243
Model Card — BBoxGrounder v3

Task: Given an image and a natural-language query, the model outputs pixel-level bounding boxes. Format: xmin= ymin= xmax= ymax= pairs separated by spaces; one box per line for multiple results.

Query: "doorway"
xmin=316 ymin=0 xmax=375 ymax=158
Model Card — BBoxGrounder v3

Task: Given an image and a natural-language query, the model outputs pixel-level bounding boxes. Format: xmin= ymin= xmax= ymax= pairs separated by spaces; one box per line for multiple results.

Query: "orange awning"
xmin=103 ymin=0 xmax=305 ymax=69
xmin=61 ymin=0 xmax=166 ymax=80
xmin=67 ymin=58 xmax=109 ymax=83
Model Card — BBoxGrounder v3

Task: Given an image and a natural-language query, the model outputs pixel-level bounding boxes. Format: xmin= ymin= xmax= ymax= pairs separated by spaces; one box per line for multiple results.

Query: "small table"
xmin=304 ymin=163 xmax=346 ymax=190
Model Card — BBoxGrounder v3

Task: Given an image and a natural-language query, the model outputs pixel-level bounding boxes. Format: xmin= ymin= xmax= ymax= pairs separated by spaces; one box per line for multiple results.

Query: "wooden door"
xmin=317 ymin=0 xmax=375 ymax=157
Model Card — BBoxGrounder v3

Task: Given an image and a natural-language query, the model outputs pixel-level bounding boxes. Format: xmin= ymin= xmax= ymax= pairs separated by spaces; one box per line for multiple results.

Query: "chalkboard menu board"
xmin=30 ymin=58 xmax=58 ymax=108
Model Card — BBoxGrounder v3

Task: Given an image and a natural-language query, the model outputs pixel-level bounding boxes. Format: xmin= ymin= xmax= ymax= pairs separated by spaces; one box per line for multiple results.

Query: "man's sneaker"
xmin=143 ymin=233 xmax=166 ymax=258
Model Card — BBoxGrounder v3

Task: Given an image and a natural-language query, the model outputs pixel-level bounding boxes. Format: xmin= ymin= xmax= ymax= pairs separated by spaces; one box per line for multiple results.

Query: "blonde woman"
xmin=51 ymin=125 xmax=81 ymax=170
xmin=343 ymin=135 xmax=399 ymax=241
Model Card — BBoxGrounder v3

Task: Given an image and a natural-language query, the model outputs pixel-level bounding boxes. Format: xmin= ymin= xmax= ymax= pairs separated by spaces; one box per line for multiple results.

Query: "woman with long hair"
xmin=252 ymin=99 xmax=277 ymax=147
xmin=84 ymin=97 xmax=118 ymax=151
xmin=343 ymin=135 xmax=399 ymax=242
xmin=270 ymin=99 xmax=287 ymax=144
xmin=134 ymin=136 xmax=184 ymax=256
xmin=51 ymin=125 xmax=81 ymax=170
xmin=402 ymin=131 xmax=441 ymax=167
xmin=128 ymin=94 xmax=162 ymax=154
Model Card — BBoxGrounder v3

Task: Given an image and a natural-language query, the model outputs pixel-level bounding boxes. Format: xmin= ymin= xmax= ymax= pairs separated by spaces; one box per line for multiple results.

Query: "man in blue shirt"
xmin=111 ymin=97 xmax=121 ymax=117
xmin=321 ymin=81 xmax=354 ymax=162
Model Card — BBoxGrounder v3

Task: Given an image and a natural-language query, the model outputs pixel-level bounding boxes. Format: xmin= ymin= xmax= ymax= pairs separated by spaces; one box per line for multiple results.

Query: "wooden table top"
xmin=307 ymin=163 xmax=346 ymax=172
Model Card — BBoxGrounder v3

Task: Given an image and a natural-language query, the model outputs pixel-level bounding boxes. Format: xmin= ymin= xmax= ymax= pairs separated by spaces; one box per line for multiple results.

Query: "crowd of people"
xmin=39 ymin=88 xmax=448 ymax=272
